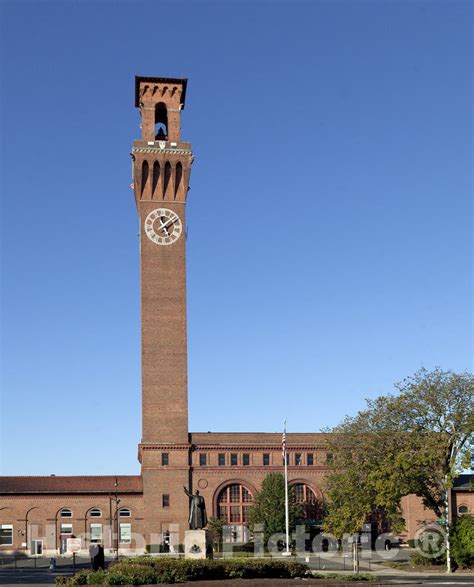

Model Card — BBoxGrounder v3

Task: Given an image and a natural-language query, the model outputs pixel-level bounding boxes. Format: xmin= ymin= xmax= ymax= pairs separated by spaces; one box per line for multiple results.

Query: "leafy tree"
xmin=249 ymin=473 xmax=302 ymax=546
xmin=451 ymin=515 xmax=474 ymax=569
xmin=206 ymin=517 xmax=225 ymax=551
xmin=323 ymin=368 xmax=473 ymax=543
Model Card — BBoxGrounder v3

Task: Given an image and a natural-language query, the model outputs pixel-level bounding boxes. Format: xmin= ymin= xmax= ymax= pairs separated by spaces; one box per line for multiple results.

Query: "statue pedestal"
xmin=184 ymin=529 xmax=212 ymax=559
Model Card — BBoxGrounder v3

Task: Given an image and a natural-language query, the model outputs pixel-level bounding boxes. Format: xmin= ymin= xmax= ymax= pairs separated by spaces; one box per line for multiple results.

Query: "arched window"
xmin=155 ymin=103 xmax=168 ymax=139
xmin=152 ymin=161 xmax=160 ymax=196
xmin=89 ymin=508 xmax=102 ymax=518
xmin=217 ymin=484 xmax=253 ymax=542
xmin=163 ymin=161 xmax=172 ymax=195
xmin=141 ymin=160 xmax=149 ymax=197
xmin=118 ymin=508 xmax=131 ymax=517
xmin=60 ymin=508 xmax=72 ymax=518
xmin=175 ymin=162 xmax=183 ymax=198
xmin=458 ymin=505 xmax=469 ymax=515
xmin=292 ymin=483 xmax=321 ymax=522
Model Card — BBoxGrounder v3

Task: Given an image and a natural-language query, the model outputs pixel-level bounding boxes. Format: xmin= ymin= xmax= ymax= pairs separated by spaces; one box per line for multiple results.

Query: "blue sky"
xmin=0 ymin=0 xmax=472 ymax=475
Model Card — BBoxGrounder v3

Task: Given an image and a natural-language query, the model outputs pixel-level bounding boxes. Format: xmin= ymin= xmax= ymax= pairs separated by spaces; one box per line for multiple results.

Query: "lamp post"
xmin=108 ymin=478 xmax=121 ymax=560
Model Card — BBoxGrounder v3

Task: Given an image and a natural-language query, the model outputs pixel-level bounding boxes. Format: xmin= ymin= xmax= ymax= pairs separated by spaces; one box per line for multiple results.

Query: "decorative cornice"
xmin=139 ymin=444 xmax=191 ymax=451
xmin=132 ymin=147 xmax=192 ymax=156
xmin=191 ymin=445 xmax=327 ymax=451
xmin=191 ymin=466 xmax=329 ymax=474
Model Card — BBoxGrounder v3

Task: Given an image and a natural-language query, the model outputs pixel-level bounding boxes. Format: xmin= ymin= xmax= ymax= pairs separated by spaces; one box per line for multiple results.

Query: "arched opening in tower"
xmin=175 ymin=162 xmax=183 ymax=198
xmin=155 ymin=103 xmax=168 ymax=140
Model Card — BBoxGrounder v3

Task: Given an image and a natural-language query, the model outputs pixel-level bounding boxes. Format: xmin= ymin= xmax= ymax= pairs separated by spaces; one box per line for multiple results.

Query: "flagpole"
xmin=283 ymin=420 xmax=290 ymax=555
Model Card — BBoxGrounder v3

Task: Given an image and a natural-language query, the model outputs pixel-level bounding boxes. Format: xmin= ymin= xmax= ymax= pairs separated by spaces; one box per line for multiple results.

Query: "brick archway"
xmin=212 ymin=480 xmax=257 ymax=542
xmin=289 ymin=479 xmax=324 ymax=522
xmin=212 ymin=479 xmax=258 ymax=518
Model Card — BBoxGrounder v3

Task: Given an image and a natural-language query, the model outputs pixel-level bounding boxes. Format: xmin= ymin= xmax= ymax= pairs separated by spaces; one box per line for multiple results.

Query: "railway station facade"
xmin=1 ymin=77 xmax=470 ymax=556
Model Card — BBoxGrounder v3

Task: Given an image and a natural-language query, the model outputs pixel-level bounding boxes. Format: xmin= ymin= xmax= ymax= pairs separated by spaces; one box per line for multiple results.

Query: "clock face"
xmin=144 ymin=208 xmax=183 ymax=246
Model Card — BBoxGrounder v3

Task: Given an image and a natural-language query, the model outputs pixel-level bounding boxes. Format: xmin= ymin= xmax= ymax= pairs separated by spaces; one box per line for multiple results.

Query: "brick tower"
xmin=133 ymin=76 xmax=193 ymax=542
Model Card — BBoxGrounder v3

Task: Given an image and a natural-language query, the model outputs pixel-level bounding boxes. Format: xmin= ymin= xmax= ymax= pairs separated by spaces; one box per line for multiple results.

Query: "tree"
xmin=206 ymin=517 xmax=225 ymax=552
xmin=249 ymin=473 xmax=302 ymax=546
xmin=323 ymin=368 xmax=473 ymax=570
xmin=450 ymin=515 xmax=474 ymax=569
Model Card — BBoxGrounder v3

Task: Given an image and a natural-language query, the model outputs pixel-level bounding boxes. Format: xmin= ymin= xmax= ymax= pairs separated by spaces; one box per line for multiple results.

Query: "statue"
xmin=183 ymin=486 xmax=207 ymax=530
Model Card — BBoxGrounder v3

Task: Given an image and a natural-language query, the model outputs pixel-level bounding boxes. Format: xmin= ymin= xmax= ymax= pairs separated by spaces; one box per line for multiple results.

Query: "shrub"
xmin=56 ymin=571 xmax=90 ymax=586
xmin=451 ymin=515 xmax=474 ymax=569
xmin=106 ymin=563 xmax=158 ymax=585
xmin=85 ymin=571 xmax=106 ymax=585
xmin=410 ymin=549 xmax=445 ymax=567
xmin=56 ymin=557 xmax=309 ymax=585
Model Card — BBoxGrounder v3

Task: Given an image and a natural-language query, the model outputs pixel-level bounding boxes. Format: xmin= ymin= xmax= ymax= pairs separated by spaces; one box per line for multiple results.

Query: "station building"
xmin=1 ymin=76 xmax=471 ymax=556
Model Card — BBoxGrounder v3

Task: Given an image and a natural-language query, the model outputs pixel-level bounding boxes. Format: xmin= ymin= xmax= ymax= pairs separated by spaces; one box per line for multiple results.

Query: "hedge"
xmin=56 ymin=557 xmax=309 ymax=585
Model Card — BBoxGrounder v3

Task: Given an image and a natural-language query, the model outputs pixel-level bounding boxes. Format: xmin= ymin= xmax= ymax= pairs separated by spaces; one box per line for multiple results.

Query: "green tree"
xmin=249 ymin=473 xmax=302 ymax=546
xmin=323 ymin=368 xmax=473 ymax=556
xmin=451 ymin=515 xmax=474 ymax=569
xmin=206 ymin=517 xmax=225 ymax=552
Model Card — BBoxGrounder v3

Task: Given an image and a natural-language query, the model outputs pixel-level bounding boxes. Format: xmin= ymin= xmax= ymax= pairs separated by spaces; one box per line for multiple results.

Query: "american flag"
xmin=282 ymin=428 xmax=287 ymax=460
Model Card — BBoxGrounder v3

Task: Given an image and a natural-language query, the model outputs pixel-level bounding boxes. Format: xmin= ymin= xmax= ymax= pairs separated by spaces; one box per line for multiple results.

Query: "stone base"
xmin=184 ymin=529 xmax=212 ymax=559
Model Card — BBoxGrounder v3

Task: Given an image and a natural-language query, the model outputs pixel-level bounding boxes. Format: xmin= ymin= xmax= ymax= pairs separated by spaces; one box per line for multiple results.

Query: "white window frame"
xmin=118 ymin=508 xmax=131 ymax=518
xmin=0 ymin=525 xmax=13 ymax=546
xmin=60 ymin=523 xmax=73 ymax=535
xmin=90 ymin=523 xmax=102 ymax=543
xmin=119 ymin=523 xmax=131 ymax=544
xmin=60 ymin=508 xmax=73 ymax=518
xmin=89 ymin=508 xmax=102 ymax=518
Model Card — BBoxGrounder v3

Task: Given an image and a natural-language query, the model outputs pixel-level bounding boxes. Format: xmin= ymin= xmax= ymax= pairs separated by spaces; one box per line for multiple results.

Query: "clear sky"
xmin=0 ymin=0 xmax=472 ymax=476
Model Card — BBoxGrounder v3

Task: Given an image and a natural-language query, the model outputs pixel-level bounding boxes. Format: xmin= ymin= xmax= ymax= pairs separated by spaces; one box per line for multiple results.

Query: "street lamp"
xmin=108 ymin=478 xmax=121 ymax=560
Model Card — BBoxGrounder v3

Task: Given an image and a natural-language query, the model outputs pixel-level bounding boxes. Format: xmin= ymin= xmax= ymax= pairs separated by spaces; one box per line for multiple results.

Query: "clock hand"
xmin=159 ymin=217 xmax=171 ymax=236
xmin=159 ymin=216 xmax=178 ymax=232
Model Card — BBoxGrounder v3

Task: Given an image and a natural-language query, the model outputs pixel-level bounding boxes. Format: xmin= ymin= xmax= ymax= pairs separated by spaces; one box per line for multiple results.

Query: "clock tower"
xmin=133 ymin=76 xmax=192 ymax=446
xmin=133 ymin=77 xmax=193 ymax=537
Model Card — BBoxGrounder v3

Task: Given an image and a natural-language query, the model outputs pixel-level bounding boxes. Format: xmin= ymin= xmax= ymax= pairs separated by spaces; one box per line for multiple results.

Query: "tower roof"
xmin=135 ymin=76 xmax=188 ymax=108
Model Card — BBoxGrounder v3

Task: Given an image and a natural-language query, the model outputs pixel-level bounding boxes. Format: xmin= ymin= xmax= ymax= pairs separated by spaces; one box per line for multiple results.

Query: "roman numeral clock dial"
xmin=144 ymin=208 xmax=183 ymax=245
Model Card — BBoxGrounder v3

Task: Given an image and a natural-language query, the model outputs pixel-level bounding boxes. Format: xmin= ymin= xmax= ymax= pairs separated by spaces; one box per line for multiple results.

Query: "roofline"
xmin=135 ymin=76 xmax=188 ymax=108
xmin=0 ymin=490 xmax=143 ymax=495
xmin=190 ymin=432 xmax=328 ymax=435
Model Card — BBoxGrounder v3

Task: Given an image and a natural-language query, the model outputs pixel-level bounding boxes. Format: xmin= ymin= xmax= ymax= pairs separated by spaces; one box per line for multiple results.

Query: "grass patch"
xmin=312 ymin=572 xmax=378 ymax=581
xmin=381 ymin=561 xmax=409 ymax=569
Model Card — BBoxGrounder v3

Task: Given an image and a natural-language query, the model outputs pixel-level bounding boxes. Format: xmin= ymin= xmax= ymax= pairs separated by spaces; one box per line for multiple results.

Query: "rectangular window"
xmin=307 ymin=453 xmax=314 ymax=466
xmin=161 ymin=452 xmax=169 ymax=466
xmin=0 ymin=525 xmax=13 ymax=546
xmin=162 ymin=494 xmax=170 ymax=508
xmin=119 ymin=523 xmax=131 ymax=544
xmin=263 ymin=453 xmax=270 ymax=466
xmin=243 ymin=453 xmax=250 ymax=466
xmin=218 ymin=453 xmax=225 ymax=466
xmin=90 ymin=523 xmax=102 ymax=544
xmin=199 ymin=453 xmax=207 ymax=466
xmin=230 ymin=453 xmax=238 ymax=466
xmin=326 ymin=452 xmax=333 ymax=464
xmin=283 ymin=453 xmax=289 ymax=465
xmin=295 ymin=453 xmax=302 ymax=465
xmin=60 ymin=524 xmax=73 ymax=535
